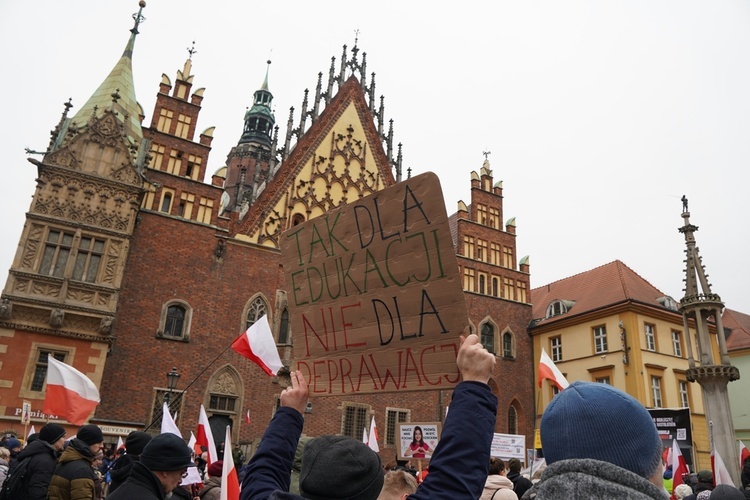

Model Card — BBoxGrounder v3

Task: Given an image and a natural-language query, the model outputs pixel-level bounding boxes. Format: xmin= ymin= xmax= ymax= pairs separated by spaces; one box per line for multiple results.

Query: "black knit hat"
xmin=125 ymin=431 xmax=152 ymax=456
xmin=139 ymin=433 xmax=195 ymax=471
xmin=39 ymin=423 xmax=66 ymax=444
xmin=76 ymin=425 xmax=104 ymax=446
xmin=300 ymin=435 xmax=384 ymax=500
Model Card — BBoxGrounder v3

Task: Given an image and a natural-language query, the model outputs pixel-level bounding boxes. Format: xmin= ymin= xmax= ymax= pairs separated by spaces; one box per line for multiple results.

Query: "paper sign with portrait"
xmin=397 ymin=422 xmax=441 ymax=461
xmin=280 ymin=172 xmax=467 ymax=396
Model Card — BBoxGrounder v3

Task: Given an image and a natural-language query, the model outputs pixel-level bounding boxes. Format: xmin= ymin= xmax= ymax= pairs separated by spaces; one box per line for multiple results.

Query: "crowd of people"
xmin=1 ymin=333 xmax=749 ymax=499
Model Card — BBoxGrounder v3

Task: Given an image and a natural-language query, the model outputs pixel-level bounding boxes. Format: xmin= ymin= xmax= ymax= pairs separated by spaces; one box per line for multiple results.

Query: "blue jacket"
xmin=241 ymin=381 xmax=498 ymax=500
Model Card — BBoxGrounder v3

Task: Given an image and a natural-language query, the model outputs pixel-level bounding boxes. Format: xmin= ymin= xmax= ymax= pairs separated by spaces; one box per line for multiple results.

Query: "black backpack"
xmin=0 ymin=458 xmax=30 ymax=500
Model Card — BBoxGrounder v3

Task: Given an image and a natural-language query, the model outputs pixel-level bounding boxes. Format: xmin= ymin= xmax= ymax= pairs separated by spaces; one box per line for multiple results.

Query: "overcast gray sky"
xmin=1 ymin=1 xmax=748 ymax=313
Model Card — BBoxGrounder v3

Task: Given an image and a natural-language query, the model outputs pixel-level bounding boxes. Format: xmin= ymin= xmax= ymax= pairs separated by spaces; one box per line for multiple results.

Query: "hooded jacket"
xmin=13 ymin=439 xmax=60 ymax=500
xmin=48 ymin=438 xmax=97 ymax=500
xmin=106 ymin=461 xmax=165 ymax=500
xmin=480 ymin=474 xmax=516 ymax=500
xmin=199 ymin=476 xmax=222 ymax=500
xmin=521 ymin=458 xmax=669 ymax=500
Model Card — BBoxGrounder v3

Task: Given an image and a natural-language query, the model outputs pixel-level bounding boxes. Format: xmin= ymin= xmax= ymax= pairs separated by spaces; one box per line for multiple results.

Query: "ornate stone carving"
xmin=49 ymin=308 xmax=64 ymax=328
xmin=212 ymin=373 xmax=237 ymax=395
xmin=0 ymin=299 xmax=11 ymax=320
xmin=98 ymin=316 xmax=114 ymax=335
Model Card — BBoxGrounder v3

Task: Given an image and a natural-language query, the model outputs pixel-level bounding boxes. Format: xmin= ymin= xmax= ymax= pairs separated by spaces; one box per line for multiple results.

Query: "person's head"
xmin=125 ymin=430 xmax=152 ymax=456
xmin=0 ymin=447 xmax=9 ymax=462
xmin=709 ymin=484 xmax=745 ymax=499
xmin=5 ymin=438 xmax=21 ymax=454
xmin=508 ymin=458 xmax=522 ymax=474
xmin=139 ymin=433 xmax=195 ymax=494
xmin=697 ymin=469 xmax=714 ymax=486
xmin=489 ymin=457 xmax=505 ymax=476
xmin=27 ymin=433 xmax=39 ymax=444
xmin=377 ymin=470 xmax=417 ymax=500
xmin=93 ymin=450 xmax=104 ymax=468
xmin=674 ymin=483 xmax=693 ymax=499
xmin=411 ymin=426 xmax=423 ymax=444
xmin=77 ymin=424 xmax=104 ymax=455
xmin=299 ymin=435 xmax=384 ymax=500
xmin=208 ymin=460 xmax=223 ymax=479
xmin=540 ymin=381 xmax=663 ymax=487
xmin=40 ymin=423 xmax=67 ymax=451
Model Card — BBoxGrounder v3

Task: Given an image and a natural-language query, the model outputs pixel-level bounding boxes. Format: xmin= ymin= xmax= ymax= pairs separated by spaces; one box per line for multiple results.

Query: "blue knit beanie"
xmin=540 ymin=381 xmax=663 ymax=479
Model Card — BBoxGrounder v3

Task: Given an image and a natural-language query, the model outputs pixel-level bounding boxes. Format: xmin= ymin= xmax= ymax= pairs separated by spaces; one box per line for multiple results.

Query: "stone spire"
xmin=678 ymin=196 xmax=740 ymax=484
xmin=69 ymin=1 xmax=146 ymax=146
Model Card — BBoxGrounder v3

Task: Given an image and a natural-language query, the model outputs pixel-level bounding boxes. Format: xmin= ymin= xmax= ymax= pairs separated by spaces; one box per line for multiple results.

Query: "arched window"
xmin=492 ymin=277 xmax=499 ymax=297
xmin=292 ymin=214 xmax=305 ymax=226
xmin=508 ymin=405 xmax=518 ymax=434
xmin=478 ymin=275 xmax=486 ymax=294
xmin=503 ymin=331 xmax=514 ymax=359
xmin=481 ymin=323 xmax=495 ymax=354
xmin=160 ymin=192 xmax=173 ymax=213
xmin=157 ymin=300 xmax=192 ymax=341
xmin=278 ymin=309 xmax=290 ymax=344
xmin=245 ymin=296 xmax=268 ymax=330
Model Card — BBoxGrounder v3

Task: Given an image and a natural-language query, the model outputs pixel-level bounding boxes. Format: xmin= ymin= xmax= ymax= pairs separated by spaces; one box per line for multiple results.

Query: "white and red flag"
xmin=711 ymin=446 xmax=735 ymax=487
xmin=220 ymin=425 xmax=240 ymax=500
xmin=367 ymin=416 xmax=380 ymax=452
xmin=161 ymin=402 xmax=182 ymax=437
xmin=231 ymin=315 xmax=283 ymax=376
xmin=196 ymin=404 xmax=218 ymax=466
xmin=244 ymin=409 xmax=251 ymax=425
xmin=740 ymin=440 xmax=750 ymax=467
xmin=26 ymin=425 xmax=36 ymax=441
xmin=116 ymin=436 xmax=125 ymax=453
xmin=538 ymin=348 xmax=569 ymax=391
xmin=42 ymin=356 xmax=100 ymax=425
xmin=362 ymin=427 xmax=368 ymax=445
xmin=670 ymin=439 xmax=689 ymax=497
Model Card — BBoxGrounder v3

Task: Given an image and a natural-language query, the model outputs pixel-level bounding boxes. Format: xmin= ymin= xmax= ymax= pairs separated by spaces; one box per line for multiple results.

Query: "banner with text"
xmin=648 ymin=408 xmax=693 ymax=468
xmin=491 ymin=433 xmax=526 ymax=461
xmin=280 ymin=172 xmax=467 ymax=395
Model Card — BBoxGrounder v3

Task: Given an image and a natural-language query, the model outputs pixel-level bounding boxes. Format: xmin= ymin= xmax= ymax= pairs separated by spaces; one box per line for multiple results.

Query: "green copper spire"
xmin=240 ymin=60 xmax=275 ymax=145
xmin=69 ymin=1 xmax=146 ymax=146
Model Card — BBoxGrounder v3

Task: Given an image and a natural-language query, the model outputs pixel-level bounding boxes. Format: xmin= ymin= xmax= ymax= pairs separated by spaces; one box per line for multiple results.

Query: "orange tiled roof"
xmin=530 ymin=260 xmax=671 ymax=324
xmin=725 ymin=308 xmax=750 ymax=350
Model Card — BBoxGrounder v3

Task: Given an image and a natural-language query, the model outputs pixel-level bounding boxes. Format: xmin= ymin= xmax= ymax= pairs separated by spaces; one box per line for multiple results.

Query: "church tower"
xmin=0 ymin=2 xmax=148 ymax=429
xmin=679 ymin=196 xmax=740 ymax=484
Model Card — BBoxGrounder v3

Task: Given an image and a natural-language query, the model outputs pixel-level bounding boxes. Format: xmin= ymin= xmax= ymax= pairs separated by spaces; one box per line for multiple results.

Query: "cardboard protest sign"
xmin=397 ymin=422 xmax=441 ymax=461
xmin=280 ymin=171 xmax=467 ymax=396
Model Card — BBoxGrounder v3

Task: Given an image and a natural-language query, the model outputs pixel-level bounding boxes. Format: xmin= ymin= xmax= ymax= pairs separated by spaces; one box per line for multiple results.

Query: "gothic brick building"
xmin=0 ymin=4 xmax=533 ymax=461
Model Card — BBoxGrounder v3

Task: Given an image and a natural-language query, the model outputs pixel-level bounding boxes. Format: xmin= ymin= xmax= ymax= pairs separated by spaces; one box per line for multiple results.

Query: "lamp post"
xmin=164 ymin=367 xmax=180 ymax=404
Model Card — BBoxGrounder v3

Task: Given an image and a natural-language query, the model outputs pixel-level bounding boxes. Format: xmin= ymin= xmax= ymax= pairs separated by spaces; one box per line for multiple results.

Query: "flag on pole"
xmin=367 ymin=416 xmax=380 ymax=452
xmin=220 ymin=425 xmax=240 ymax=500
xmin=711 ymin=446 xmax=735 ymax=487
xmin=43 ymin=356 xmax=100 ymax=425
xmin=671 ymin=439 xmax=688 ymax=496
xmin=161 ymin=402 xmax=182 ymax=437
xmin=231 ymin=315 xmax=283 ymax=376
xmin=538 ymin=348 xmax=570 ymax=391
xmin=244 ymin=409 xmax=251 ymax=425
xmin=363 ymin=427 xmax=368 ymax=445
xmin=116 ymin=436 xmax=125 ymax=453
xmin=26 ymin=425 xmax=36 ymax=441
xmin=740 ymin=440 xmax=750 ymax=467
xmin=196 ymin=404 xmax=219 ymax=466
xmin=187 ymin=431 xmax=197 ymax=451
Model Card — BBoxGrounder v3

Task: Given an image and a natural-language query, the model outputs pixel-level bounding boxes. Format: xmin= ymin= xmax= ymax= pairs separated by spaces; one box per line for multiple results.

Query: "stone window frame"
xmin=340 ymin=402 xmax=371 ymax=440
xmin=385 ymin=407 xmax=411 ymax=447
xmin=156 ymin=299 xmax=193 ymax=342
xmin=241 ymin=294 xmax=271 ymax=333
xmin=19 ymin=343 xmax=76 ymax=400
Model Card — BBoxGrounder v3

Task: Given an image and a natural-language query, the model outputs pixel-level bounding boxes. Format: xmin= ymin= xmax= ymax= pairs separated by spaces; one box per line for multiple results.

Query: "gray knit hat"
xmin=300 ymin=435 xmax=384 ymax=500
xmin=541 ymin=381 xmax=663 ymax=479
xmin=709 ymin=484 xmax=745 ymax=500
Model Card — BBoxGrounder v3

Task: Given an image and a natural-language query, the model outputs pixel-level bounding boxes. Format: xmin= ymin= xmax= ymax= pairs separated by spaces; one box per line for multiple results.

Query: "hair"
xmin=383 ymin=459 xmax=398 ymax=471
xmin=411 ymin=426 xmax=425 ymax=446
xmin=0 ymin=448 xmax=9 ymax=460
xmin=489 ymin=457 xmax=505 ymax=475
xmin=378 ymin=470 xmax=418 ymax=499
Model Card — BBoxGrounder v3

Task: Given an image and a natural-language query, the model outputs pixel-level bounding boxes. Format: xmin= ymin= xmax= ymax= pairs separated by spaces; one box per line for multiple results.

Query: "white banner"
xmin=490 ymin=433 xmax=526 ymax=461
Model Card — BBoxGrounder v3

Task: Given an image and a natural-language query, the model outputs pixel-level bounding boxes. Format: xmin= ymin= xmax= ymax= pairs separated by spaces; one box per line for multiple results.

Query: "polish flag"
xmin=538 ymin=348 xmax=569 ymax=391
xmin=740 ymin=440 xmax=750 ymax=468
xmin=220 ymin=425 xmax=240 ymax=500
xmin=231 ymin=315 xmax=283 ymax=376
xmin=161 ymin=402 xmax=182 ymax=437
xmin=27 ymin=425 xmax=36 ymax=441
xmin=363 ymin=427 xmax=368 ymax=445
xmin=43 ymin=356 xmax=100 ymax=425
xmin=368 ymin=416 xmax=380 ymax=452
xmin=671 ymin=440 xmax=689 ymax=496
xmin=244 ymin=410 xmax=251 ymax=425
xmin=116 ymin=436 xmax=125 ymax=453
xmin=196 ymin=404 xmax=218 ymax=466
xmin=187 ymin=431 xmax=197 ymax=452
xmin=711 ymin=446 xmax=735 ymax=487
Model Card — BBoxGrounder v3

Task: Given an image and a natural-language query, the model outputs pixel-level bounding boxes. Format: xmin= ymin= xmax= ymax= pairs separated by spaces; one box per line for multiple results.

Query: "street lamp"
xmin=164 ymin=367 xmax=180 ymax=404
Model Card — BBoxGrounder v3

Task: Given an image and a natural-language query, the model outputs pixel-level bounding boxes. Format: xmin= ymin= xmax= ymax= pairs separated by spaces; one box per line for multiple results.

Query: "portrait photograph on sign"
xmin=280 ymin=172 xmax=468 ymax=396
xmin=397 ymin=422 xmax=441 ymax=461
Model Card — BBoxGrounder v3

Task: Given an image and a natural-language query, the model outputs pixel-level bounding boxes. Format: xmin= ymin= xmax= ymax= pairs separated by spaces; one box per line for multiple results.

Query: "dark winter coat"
xmin=13 ymin=439 xmax=60 ymax=500
xmin=507 ymin=470 xmax=533 ymax=499
xmin=106 ymin=461 xmax=164 ymax=500
xmin=48 ymin=438 xmax=97 ymax=500
xmin=241 ymin=380 xmax=498 ymax=500
xmin=107 ymin=453 xmax=139 ymax=494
